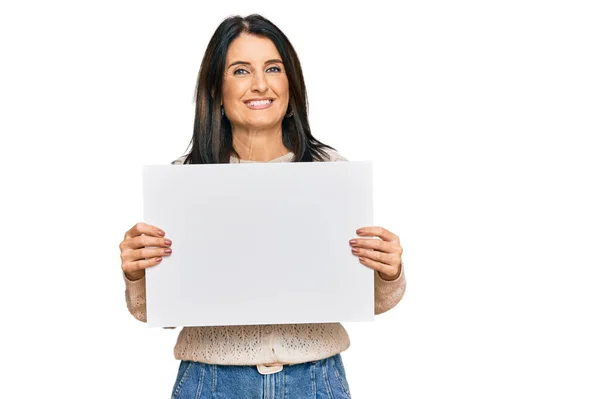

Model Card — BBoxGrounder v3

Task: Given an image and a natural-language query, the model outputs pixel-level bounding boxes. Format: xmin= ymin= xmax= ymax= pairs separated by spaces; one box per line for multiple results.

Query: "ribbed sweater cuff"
xmin=375 ymin=264 xmax=404 ymax=289
xmin=123 ymin=271 xmax=146 ymax=298
xmin=374 ymin=263 xmax=406 ymax=315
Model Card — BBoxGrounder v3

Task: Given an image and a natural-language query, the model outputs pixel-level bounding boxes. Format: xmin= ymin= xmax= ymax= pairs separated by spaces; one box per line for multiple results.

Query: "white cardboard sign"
xmin=142 ymin=161 xmax=374 ymax=327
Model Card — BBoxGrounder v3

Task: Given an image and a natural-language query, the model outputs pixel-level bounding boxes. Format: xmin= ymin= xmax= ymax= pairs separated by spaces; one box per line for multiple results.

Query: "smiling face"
xmin=222 ymin=33 xmax=289 ymax=132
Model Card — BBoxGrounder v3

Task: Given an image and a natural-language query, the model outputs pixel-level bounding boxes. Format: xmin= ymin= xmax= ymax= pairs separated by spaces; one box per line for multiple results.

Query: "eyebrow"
xmin=227 ymin=59 xmax=283 ymax=69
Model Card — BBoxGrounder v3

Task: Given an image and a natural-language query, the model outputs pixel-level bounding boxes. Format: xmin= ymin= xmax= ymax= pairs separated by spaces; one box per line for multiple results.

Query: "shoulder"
xmin=171 ymin=154 xmax=187 ymax=165
xmin=321 ymin=147 xmax=348 ymax=162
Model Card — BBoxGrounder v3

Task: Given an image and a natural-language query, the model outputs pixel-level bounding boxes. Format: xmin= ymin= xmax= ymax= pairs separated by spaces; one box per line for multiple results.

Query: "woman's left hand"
xmin=349 ymin=226 xmax=403 ymax=281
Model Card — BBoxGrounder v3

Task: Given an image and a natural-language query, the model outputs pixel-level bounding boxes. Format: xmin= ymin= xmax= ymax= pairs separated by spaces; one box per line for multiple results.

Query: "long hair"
xmin=177 ymin=14 xmax=335 ymax=164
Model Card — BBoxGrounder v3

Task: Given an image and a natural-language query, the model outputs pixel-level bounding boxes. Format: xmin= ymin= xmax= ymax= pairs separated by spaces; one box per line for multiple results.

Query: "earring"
xmin=286 ymin=109 xmax=294 ymax=118
xmin=221 ymin=105 xmax=224 ymax=117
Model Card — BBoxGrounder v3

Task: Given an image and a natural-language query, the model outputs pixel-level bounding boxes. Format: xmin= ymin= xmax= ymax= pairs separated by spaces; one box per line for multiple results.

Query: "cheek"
xmin=278 ymin=81 xmax=290 ymax=98
xmin=222 ymin=80 xmax=245 ymax=104
xmin=268 ymin=75 xmax=289 ymax=96
xmin=275 ymin=89 xmax=289 ymax=110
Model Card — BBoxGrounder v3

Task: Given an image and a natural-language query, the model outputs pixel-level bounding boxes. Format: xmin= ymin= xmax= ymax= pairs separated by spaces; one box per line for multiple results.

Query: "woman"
xmin=120 ymin=14 xmax=406 ymax=398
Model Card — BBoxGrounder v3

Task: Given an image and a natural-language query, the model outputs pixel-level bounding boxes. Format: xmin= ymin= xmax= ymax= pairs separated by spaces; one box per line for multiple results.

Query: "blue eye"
xmin=232 ymin=66 xmax=281 ymax=75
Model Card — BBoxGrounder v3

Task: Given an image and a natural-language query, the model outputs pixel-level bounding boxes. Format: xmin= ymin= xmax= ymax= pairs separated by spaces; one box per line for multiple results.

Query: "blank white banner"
xmin=142 ymin=161 xmax=373 ymax=328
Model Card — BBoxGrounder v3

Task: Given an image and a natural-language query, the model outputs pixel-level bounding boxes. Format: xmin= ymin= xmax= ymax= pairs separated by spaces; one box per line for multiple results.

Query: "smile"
xmin=244 ymin=99 xmax=274 ymax=110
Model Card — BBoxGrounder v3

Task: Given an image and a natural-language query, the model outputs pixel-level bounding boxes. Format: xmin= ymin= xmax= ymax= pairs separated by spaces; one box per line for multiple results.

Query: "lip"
xmin=244 ymin=98 xmax=275 ymax=110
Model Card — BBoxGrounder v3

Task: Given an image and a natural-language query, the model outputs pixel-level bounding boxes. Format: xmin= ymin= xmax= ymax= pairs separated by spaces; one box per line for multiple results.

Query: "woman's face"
xmin=222 ymin=33 xmax=289 ymax=131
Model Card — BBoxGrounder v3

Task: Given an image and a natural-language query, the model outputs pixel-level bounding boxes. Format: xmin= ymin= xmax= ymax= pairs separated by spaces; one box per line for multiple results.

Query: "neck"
xmin=232 ymin=125 xmax=289 ymax=162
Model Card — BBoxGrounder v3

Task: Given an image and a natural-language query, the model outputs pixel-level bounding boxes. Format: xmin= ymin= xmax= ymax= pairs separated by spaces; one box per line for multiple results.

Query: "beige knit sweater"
xmin=124 ymin=148 xmax=407 ymax=366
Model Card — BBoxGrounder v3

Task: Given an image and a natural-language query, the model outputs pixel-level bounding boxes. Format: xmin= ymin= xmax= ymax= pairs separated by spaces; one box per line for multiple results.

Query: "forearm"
xmin=374 ymin=263 xmax=406 ymax=315
xmin=123 ymin=271 xmax=148 ymax=322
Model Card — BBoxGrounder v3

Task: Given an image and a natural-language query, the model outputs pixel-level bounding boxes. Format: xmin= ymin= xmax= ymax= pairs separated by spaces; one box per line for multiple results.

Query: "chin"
xmin=246 ymin=116 xmax=284 ymax=128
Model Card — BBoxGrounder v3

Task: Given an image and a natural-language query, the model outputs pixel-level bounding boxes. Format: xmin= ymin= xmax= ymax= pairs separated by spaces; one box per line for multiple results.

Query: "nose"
xmin=251 ymin=71 xmax=268 ymax=93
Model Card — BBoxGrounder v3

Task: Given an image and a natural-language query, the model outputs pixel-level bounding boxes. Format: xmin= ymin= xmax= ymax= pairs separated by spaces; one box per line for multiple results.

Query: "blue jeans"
xmin=171 ymin=353 xmax=352 ymax=398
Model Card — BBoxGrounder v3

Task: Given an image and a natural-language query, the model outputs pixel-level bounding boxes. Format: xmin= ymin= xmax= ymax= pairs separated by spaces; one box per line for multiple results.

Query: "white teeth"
xmin=246 ymin=99 xmax=272 ymax=107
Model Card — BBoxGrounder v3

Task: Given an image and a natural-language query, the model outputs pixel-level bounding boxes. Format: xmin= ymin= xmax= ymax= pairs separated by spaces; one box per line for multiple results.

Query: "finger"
xmin=351 ymin=247 xmax=397 ymax=265
xmin=121 ymin=242 xmax=173 ymax=263
xmin=129 ymin=246 xmax=172 ymax=262
xmin=356 ymin=226 xmax=399 ymax=242
xmin=357 ymin=255 xmax=396 ymax=277
xmin=124 ymin=222 xmax=165 ymax=240
xmin=126 ymin=235 xmax=172 ymax=250
xmin=121 ymin=247 xmax=173 ymax=262
xmin=349 ymin=238 xmax=401 ymax=255
xmin=123 ymin=256 xmax=163 ymax=274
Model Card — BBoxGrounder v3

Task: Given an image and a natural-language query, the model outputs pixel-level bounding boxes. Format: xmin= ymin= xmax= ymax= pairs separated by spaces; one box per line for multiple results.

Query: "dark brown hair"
xmin=176 ymin=14 xmax=335 ymax=164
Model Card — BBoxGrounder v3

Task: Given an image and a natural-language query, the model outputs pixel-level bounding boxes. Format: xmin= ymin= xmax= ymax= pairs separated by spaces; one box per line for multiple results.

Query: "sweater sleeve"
xmin=327 ymin=148 xmax=407 ymax=315
xmin=123 ymin=271 xmax=147 ymax=323
xmin=374 ymin=264 xmax=407 ymax=315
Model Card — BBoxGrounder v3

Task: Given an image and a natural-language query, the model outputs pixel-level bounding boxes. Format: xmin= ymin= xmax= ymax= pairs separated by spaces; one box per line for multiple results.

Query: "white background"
xmin=0 ymin=1 xmax=598 ymax=398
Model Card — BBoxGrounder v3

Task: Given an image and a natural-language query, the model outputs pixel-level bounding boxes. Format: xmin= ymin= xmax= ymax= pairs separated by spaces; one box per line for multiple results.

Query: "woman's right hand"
xmin=120 ymin=222 xmax=172 ymax=281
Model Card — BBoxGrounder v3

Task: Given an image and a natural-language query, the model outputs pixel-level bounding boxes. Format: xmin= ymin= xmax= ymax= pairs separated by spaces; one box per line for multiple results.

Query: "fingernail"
xmin=165 ymin=239 xmax=172 ymax=246
xmin=158 ymin=229 xmax=165 ymax=236
xmin=352 ymin=248 xmax=359 ymax=253
xmin=349 ymin=239 xmax=357 ymax=245
xmin=356 ymin=229 xmax=364 ymax=234
xmin=359 ymin=257 xmax=365 ymax=262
